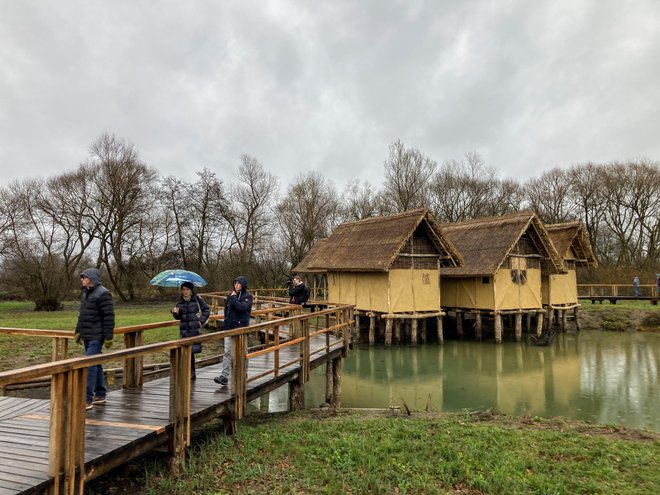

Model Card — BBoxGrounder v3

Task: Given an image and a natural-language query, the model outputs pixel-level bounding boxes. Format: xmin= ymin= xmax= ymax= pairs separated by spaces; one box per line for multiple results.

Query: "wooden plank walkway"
xmin=0 ymin=333 xmax=345 ymax=495
xmin=578 ymin=295 xmax=659 ymax=305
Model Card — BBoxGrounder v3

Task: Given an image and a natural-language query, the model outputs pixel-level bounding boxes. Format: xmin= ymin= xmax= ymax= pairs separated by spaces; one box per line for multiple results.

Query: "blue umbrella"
xmin=149 ymin=269 xmax=207 ymax=288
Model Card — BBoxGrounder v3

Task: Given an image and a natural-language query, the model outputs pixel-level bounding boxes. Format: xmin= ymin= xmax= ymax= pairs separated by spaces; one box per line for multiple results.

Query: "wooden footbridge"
xmin=0 ymin=300 xmax=354 ymax=495
xmin=578 ymin=283 xmax=659 ymax=305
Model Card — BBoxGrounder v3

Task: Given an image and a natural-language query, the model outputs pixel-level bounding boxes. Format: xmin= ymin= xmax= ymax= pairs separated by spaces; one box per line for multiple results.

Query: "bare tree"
xmin=567 ymin=162 xmax=608 ymax=261
xmin=429 ymin=152 xmax=519 ymax=222
xmin=85 ymin=133 xmax=159 ymax=301
xmin=340 ymin=179 xmax=382 ymax=221
xmin=524 ymin=167 xmax=577 ymax=223
xmin=382 ymin=139 xmax=436 ymax=213
xmin=276 ymin=172 xmax=341 ymax=270
xmin=222 ymin=155 xmax=278 ymax=277
xmin=0 ymin=178 xmax=90 ymax=309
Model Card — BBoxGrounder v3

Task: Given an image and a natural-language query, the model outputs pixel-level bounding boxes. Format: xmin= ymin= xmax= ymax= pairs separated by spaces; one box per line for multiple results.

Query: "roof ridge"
xmin=440 ymin=209 xmax=534 ymax=228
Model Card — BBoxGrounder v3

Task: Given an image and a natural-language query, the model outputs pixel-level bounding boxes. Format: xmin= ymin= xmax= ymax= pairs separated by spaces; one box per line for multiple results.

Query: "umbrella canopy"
xmin=149 ymin=269 xmax=207 ymax=288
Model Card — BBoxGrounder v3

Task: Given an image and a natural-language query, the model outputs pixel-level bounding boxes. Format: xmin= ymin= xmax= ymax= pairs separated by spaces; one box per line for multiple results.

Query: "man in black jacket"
xmin=214 ymin=275 xmax=253 ymax=386
xmin=75 ymin=267 xmax=115 ymax=410
xmin=288 ymin=275 xmax=310 ymax=307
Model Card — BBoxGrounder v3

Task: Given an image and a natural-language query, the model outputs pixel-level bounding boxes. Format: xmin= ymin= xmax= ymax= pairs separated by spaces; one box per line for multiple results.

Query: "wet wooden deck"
xmin=0 ymin=333 xmax=345 ymax=495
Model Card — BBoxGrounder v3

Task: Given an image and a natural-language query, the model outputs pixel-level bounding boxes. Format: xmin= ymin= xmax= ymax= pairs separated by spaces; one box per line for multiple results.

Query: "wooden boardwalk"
xmin=0 ymin=327 xmax=347 ymax=495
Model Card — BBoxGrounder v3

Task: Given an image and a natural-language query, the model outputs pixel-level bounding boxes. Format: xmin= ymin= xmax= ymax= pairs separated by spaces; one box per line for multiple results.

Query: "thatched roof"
xmin=291 ymin=239 xmax=329 ymax=274
xmin=546 ymin=222 xmax=598 ymax=267
xmin=440 ymin=210 xmax=565 ymax=277
xmin=294 ymin=209 xmax=463 ymax=273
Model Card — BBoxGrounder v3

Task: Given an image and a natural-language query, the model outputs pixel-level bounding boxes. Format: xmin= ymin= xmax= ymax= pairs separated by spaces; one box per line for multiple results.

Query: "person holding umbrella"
xmin=172 ymin=281 xmax=210 ymax=380
xmin=214 ymin=275 xmax=253 ymax=386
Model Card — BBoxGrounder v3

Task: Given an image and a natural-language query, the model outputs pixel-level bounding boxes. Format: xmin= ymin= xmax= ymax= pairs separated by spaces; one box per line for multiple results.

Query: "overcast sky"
xmin=1 ymin=0 xmax=659 ymax=193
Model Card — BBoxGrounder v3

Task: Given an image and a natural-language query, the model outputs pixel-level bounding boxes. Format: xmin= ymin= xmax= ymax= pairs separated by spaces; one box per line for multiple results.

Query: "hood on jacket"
xmin=233 ymin=275 xmax=249 ymax=290
xmin=80 ymin=267 xmax=103 ymax=287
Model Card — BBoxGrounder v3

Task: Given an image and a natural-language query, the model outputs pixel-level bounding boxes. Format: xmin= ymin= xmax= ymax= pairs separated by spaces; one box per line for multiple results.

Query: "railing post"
xmin=168 ymin=346 xmax=192 ymax=474
xmin=49 ymin=368 xmax=86 ymax=495
xmin=123 ymin=330 xmax=144 ymax=388
xmin=51 ymin=337 xmax=69 ymax=362
xmin=302 ymin=317 xmax=310 ymax=383
xmin=232 ymin=333 xmax=248 ymax=419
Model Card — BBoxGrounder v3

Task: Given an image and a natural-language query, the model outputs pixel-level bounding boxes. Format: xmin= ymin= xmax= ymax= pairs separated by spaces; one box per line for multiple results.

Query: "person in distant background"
xmin=172 ymin=281 xmax=210 ymax=381
xmin=74 ymin=268 xmax=115 ymax=411
xmin=288 ymin=274 xmax=310 ymax=307
xmin=214 ymin=276 xmax=253 ymax=386
xmin=632 ymin=275 xmax=641 ymax=297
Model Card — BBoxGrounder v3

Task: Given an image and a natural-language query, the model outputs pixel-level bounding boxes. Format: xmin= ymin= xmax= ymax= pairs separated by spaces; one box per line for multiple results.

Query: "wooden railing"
xmin=0 ymin=303 xmax=354 ymax=494
xmin=577 ymin=284 xmax=659 ymax=298
xmin=0 ymin=299 xmax=305 ymax=386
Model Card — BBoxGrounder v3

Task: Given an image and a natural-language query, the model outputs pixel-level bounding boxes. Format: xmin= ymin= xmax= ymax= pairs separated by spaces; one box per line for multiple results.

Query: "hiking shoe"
xmin=86 ymin=402 xmax=93 ymax=411
xmin=92 ymin=396 xmax=106 ymax=405
xmin=214 ymin=375 xmax=228 ymax=385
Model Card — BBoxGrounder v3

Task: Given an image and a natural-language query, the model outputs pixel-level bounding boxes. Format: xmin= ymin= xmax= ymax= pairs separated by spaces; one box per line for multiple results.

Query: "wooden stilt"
xmin=494 ymin=313 xmax=502 ymax=344
xmin=394 ymin=320 xmax=401 ymax=344
xmin=574 ymin=307 xmax=580 ymax=331
xmin=475 ymin=311 xmax=482 ymax=341
xmin=385 ymin=319 xmax=393 ymax=347
xmin=289 ymin=379 xmax=305 ymax=411
xmin=369 ymin=316 xmax=376 ymax=345
xmin=325 ymin=361 xmax=333 ymax=405
xmin=526 ymin=312 xmax=532 ymax=332
xmin=536 ymin=311 xmax=544 ymax=337
xmin=410 ymin=319 xmax=418 ymax=345
xmin=456 ymin=310 xmax=464 ymax=337
xmin=353 ymin=315 xmax=360 ymax=344
xmin=420 ymin=318 xmax=427 ymax=343
xmin=437 ymin=316 xmax=444 ymax=344
xmin=330 ymin=357 xmax=341 ymax=408
xmin=561 ymin=310 xmax=567 ymax=332
xmin=515 ymin=313 xmax=522 ymax=342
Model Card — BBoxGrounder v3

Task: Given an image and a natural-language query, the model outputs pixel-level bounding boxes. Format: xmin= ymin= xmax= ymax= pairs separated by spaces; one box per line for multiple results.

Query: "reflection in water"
xmin=301 ymin=330 xmax=659 ymax=431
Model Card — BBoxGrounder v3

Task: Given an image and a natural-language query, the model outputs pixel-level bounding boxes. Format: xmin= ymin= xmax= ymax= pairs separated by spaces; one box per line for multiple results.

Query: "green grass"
xmin=89 ymin=409 xmax=660 ymax=495
xmin=579 ymin=299 xmax=660 ymax=313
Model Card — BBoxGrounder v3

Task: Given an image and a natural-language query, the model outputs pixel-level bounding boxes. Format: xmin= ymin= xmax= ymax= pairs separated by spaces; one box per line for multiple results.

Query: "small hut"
xmin=294 ymin=209 xmax=463 ymax=345
xmin=544 ymin=221 xmax=598 ymax=330
xmin=440 ymin=211 xmax=565 ymax=343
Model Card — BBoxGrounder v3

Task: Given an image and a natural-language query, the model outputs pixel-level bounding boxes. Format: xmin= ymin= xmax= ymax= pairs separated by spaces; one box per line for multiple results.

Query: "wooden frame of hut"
xmin=544 ymin=221 xmax=598 ymax=330
xmin=440 ymin=211 xmax=565 ymax=343
xmin=293 ymin=209 xmax=463 ymax=346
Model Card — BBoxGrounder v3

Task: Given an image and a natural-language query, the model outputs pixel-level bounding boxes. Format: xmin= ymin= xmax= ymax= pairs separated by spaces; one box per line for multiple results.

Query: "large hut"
xmin=293 ymin=209 xmax=463 ymax=345
xmin=544 ymin=221 xmax=598 ymax=330
xmin=439 ymin=211 xmax=565 ymax=343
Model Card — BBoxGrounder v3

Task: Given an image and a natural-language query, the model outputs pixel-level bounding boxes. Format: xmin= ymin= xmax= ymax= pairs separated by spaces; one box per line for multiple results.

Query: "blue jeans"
xmin=84 ymin=339 xmax=106 ymax=403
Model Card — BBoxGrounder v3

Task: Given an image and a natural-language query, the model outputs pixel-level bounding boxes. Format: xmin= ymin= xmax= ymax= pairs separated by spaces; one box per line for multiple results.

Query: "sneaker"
xmin=92 ymin=396 xmax=106 ymax=405
xmin=214 ymin=375 xmax=228 ymax=385
xmin=86 ymin=402 xmax=93 ymax=410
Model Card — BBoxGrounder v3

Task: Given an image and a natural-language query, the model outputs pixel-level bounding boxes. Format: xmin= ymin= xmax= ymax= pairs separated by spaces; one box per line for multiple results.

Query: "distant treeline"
xmin=0 ymin=134 xmax=658 ymax=309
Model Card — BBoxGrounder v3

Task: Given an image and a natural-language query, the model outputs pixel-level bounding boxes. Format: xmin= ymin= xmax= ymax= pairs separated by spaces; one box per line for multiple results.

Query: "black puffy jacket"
xmin=172 ymin=293 xmax=211 ymax=338
xmin=75 ymin=268 xmax=115 ymax=342
xmin=224 ymin=275 xmax=253 ymax=330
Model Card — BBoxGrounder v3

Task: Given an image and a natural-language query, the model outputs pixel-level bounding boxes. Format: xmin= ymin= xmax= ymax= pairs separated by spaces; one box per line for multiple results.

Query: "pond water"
xmin=255 ymin=330 xmax=660 ymax=432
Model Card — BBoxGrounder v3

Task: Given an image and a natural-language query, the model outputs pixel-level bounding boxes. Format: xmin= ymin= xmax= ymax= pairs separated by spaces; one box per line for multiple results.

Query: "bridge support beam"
xmin=289 ymin=379 xmax=305 ymax=411
xmin=48 ymin=368 xmax=86 ymax=495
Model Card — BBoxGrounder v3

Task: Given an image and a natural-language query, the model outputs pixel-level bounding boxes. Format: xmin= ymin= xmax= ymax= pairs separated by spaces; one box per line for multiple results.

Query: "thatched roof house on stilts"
xmin=439 ymin=211 xmax=565 ymax=343
xmin=544 ymin=222 xmax=598 ymax=331
xmin=293 ymin=209 xmax=463 ymax=346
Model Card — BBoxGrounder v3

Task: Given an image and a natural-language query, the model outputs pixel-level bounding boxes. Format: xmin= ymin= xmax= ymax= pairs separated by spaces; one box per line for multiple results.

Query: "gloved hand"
xmin=74 ymin=333 xmax=82 ymax=345
xmin=104 ymin=339 xmax=113 ymax=349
